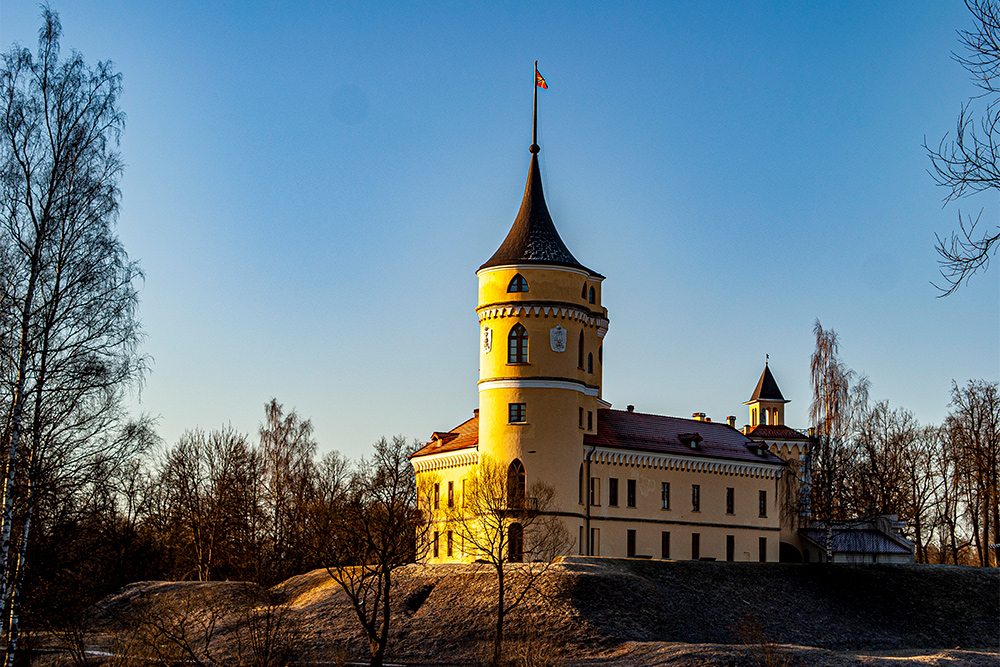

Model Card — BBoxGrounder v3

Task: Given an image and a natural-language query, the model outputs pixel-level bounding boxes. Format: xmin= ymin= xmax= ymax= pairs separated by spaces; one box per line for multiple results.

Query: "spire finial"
xmin=765 ymin=353 xmax=769 ymax=365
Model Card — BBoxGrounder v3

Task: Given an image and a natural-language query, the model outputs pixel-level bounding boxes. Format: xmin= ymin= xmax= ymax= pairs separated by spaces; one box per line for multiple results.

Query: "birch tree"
xmin=808 ymin=321 xmax=869 ymax=560
xmin=0 ymin=9 xmax=144 ymax=663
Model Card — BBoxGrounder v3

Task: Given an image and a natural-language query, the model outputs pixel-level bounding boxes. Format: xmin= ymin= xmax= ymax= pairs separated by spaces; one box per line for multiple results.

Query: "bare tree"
xmin=808 ymin=321 xmax=869 ymax=560
xmin=903 ymin=425 xmax=945 ymax=563
xmin=945 ymin=379 xmax=1000 ymax=566
xmin=852 ymin=401 xmax=919 ymax=518
xmin=155 ymin=427 xmax=261 ymax=581
xmin=321 ymin=436 xmax=426 ymax=667
xmin=444 ymin=455 xmax=570 ymax=667
xmin=0 ymin=9 xmax=145 ymax=662
xmin=258 ymin=398 xmax=317 ymax=583
xmin=926 ymin=0 xmax=1000 ymax=294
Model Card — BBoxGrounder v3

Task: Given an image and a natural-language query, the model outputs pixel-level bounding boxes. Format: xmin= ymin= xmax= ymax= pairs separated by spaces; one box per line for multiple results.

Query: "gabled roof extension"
xmin=410 ymin=413 xmax=479 ymax=458
xmin=585 ymin=409 xmax=785 ymax=466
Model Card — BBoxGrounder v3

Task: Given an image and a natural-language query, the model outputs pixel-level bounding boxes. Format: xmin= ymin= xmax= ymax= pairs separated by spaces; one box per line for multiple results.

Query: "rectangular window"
xmin=590 ymin=477 xmax=601 ymax=506
xmin=447 ymin=531 xmax=453 ymax=557
xmin=726 ymin=535 xmax=735 ymax=562
xmin=627 ymin=479 xmax=637 ymax=508
xmin=587 ymin=411 xmax=593 ymax=430
xmin=759 ymin=537 xmax=767 ymax=562
xmin=590 ymin=528 xmax=600 ymax=556
xmin=661 ymin=482 xmax=671 ymax=510
xmin=508 ymin=402 xmax=526 ymax=423
xmin=661 ymin=531 xmax=670 ymax=559
xmin=579 ymin=407 xmax=584 ymax=428
xmin=627 ymin=529 xmax=636 ymax=558
xmin=608 ymin=478 xmax=619 ymax=506
xmin=759 ymin=490 xmax=767 ymax=517
xmin=692 ymin=533 xmax=700 ymax=560
xmin=448 ymin=481 xmax=454 ymax=508
xmin=579 ymin=526 xmax=585 ymax=555
xmin=726 ymin=487 xmax=735 ymax=515
xmin=434 ymin=483 xmax=440 ymax=510
xmin=692 ymin=484 xmax=701 ymax=512
xmin=433 ymin=531 xmax=439 ymax=558
xmin=462 ymin=479 xmax=467 ymax=508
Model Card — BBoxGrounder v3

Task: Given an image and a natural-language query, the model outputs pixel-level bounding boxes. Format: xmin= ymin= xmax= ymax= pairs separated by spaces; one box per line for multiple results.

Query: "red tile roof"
xmin=585 ymin=409 xmax=785 ymax=465
xmin=410 ymin=413 xmax=479 ymax=458
xmin=746 ymin=424 xmax=808 ymax=440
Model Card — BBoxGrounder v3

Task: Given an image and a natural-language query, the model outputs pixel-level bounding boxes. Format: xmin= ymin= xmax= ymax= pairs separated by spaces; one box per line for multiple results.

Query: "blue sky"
xmin=1 ymin=2 xmax=996 ymax=459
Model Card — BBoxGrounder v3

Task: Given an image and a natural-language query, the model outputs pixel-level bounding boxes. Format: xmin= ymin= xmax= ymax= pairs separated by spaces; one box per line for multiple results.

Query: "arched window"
xmin=507 ymin=459 xmax=526 ymax=508
xmin=508 ymin=523 xmax=524 ymax=562
xmin=582 ymin=282 xmax=588 ymax=298
xmin=508 ymin=324 xmax=528 ymax=363
xmin=507 ymin=274 xmax=529 ymax=293
xmin=578 ymin=330 xmax=585 ymax=369
xmin=588 ymin=286 xmax=596 ymax=304
xmin=587 ymin=353 xmax=593 ymax=373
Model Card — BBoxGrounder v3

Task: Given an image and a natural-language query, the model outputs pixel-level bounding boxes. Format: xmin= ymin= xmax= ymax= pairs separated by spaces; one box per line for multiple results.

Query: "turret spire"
xmin=479 ymin=63 xmax=600 ymax=276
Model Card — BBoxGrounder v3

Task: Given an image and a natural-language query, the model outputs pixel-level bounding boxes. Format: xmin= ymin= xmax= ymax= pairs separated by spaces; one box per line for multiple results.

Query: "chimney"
xmin=726 ymin=415 xmax=736 ymax=428
xmin=692 ymin=412 xmax=709 ymax=422
xmin=474 ymin=409 xmax=479 ymax=416
xmin=627 ymin=405 xmax=634 ymax=412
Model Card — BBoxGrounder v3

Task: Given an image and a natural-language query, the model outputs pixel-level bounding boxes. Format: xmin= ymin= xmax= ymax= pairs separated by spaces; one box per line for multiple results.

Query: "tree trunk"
xmin=0 ymin=256 xmax=42 ymax=611
xmin=4 ymin=461 xmax=34 ymax=667
xmin=494 ymin=563 xmax=504 ymax=667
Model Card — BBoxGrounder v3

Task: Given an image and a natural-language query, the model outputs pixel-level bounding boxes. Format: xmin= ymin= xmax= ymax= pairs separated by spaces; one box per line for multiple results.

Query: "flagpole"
xmin=531 ymin=59 xmax=539 ymax=154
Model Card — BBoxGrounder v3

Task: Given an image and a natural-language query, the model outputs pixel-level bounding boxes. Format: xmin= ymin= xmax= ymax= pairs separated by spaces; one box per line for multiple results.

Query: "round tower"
xmin=476 ymin=129 xmax=609 ymax=510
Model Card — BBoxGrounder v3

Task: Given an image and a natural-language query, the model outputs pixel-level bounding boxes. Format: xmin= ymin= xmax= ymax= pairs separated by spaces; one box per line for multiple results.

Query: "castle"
xmin=409 ymin=97 xmax=813 ymax=563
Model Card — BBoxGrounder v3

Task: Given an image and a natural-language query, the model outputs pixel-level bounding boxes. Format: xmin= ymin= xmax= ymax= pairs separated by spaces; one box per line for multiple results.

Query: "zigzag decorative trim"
xmin=589 ymin=447 xmax=782 ymax=479
xmin=410 ymin=449 xmax=479 ymax=473
xmin=477 ymin=304 xmax=610 ymax=332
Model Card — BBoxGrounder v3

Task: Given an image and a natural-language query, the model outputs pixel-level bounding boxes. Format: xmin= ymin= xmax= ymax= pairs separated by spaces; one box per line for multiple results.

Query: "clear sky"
xmin=1 ymin=2 xmax=996 ymax=460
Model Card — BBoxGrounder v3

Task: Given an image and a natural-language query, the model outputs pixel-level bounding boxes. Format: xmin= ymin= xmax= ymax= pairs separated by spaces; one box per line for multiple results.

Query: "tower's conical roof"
xmin=747 ymin=363 xmax=788 ymax=403
xmin=479 ymin=152 xmax=601 ymax=277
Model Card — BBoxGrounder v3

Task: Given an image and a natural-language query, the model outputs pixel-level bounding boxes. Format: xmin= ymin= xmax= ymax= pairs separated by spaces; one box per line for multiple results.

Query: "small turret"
xmin=744 ymin=360 xmax=789 ymax=427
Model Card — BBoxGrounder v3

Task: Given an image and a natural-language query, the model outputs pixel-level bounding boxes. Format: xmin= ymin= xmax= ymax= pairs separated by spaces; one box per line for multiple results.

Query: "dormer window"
xmin=679 ymin=433 xmax=703 ymax=449
xmin=507 ymin=274 xmax=529 ymax=293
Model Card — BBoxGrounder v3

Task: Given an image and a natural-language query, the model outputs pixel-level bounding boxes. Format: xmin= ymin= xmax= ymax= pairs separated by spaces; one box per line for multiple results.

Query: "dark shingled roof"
xmin=410 ymin=413 xmax=479 ymax=458
xmin=480 ymin=152 xmax=601 ymax=277
xmin=585 ymin=409 xmax=785 ymax=466
xmin=747 ymin=364 xmax=788 ymax=403
xmin=746 ymin=424 xmax=808 ymax=440
xmin=800 ymin=529 xmax=913 ymax=554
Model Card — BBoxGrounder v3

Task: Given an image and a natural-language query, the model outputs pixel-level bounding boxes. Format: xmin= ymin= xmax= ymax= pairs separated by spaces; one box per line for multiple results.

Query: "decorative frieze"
xmin=589 ymin=447 xmax=782 ymax=479
xmin=410 ymin=449 xmax=479 ymax=473
xmin=477 ymin=303 xmax=609 ymax=332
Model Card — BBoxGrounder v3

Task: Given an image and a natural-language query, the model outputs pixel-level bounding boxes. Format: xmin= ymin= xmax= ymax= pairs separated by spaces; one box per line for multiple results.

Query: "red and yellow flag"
xmin=535 ymin=67 xmax=547 ymax=89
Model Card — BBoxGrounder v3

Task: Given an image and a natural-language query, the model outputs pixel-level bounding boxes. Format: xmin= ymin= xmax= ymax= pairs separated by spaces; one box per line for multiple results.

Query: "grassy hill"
xmin=75 ymin=557 xmax=999 ymax=666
